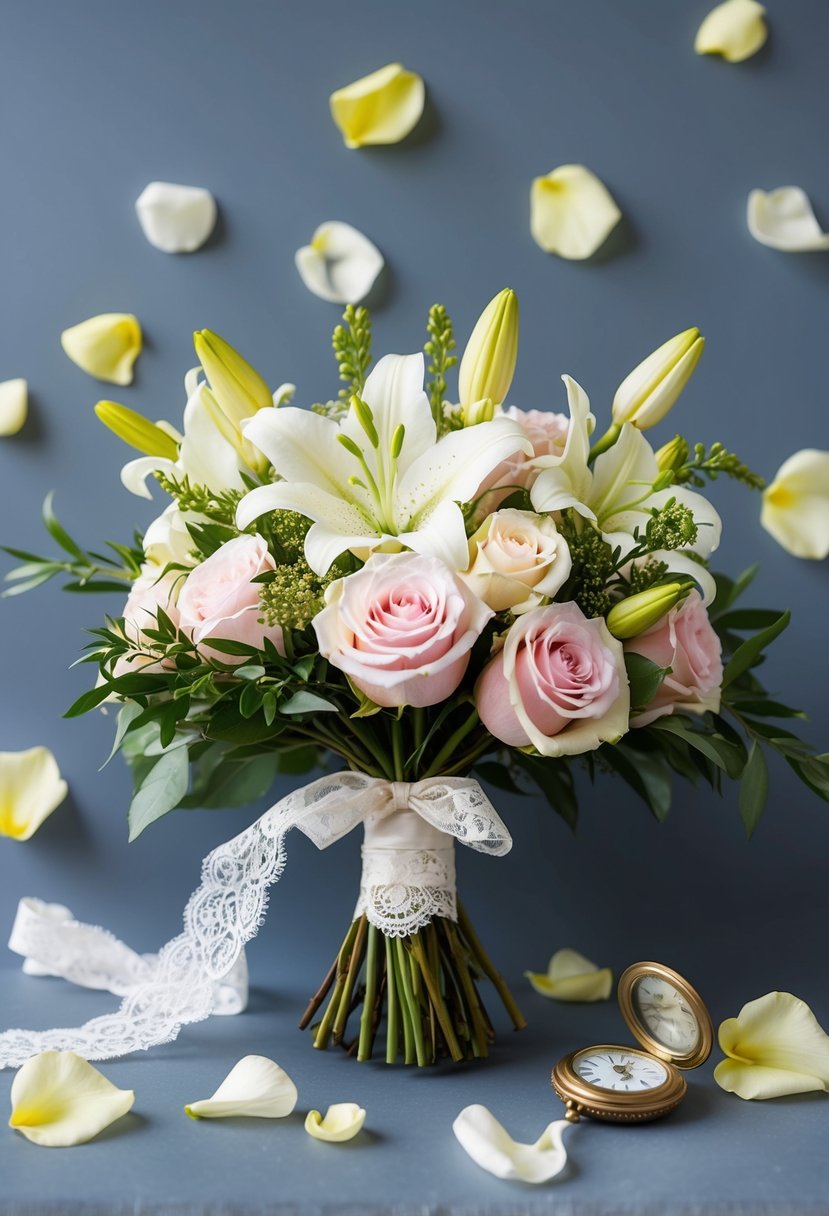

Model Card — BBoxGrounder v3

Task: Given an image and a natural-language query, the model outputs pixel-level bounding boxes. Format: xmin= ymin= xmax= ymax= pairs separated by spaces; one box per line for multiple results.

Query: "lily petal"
xmin=695 ymin=0 xmax=768 ymax=62
xmin=453 ymin=1105 xmax=570 ymax=1184
xmin=525 ymin=948 xmax=612 ymax=1002
xmin=9 ymin=1051 xmax=134 ymax=1147
xmin=761 ymin=449 xmax=829 ymax=559
xmin=748 ymin=187 xmax=829 ymax=252
xmin=330 ymin=62 xmax=425 ymax=148
xmin=296 ymin=222 xmax=384 ymax=305
xmin=60 ymin=314 xmax=142 ymax=385
xmin=530 ymin=165 xmax=621 ymax=260
xmin=185 ymin=1056 xmax=297 ymax=1119
xmin=305 ymin=1102 xmax=366 ymax=1142
xmin=0 ymin=378 xmax=28 ymax=436
xmin=714 ymin=992 xmax=829 ymax=1099
xmin=135 ymin=181 xmax=217 ymax=253
xmin=353 ymin=353 xmax=436 ymax=472
xmin=0 ymin=747 xmax=68 ymax=841
xmin=120 ymin=455 xmax=179 ymax=500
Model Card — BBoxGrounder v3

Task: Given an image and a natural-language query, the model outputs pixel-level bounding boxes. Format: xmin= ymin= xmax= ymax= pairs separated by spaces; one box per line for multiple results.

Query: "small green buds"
xmin=94 ymin=400 xmax=179 ymax=460
xmin=458 ymin=288 xmax=519 ymax=424
xmin=607 ymin=581 xmax=689 ymax=640
xmin=655 ymin=434 xmax=690 ymax=474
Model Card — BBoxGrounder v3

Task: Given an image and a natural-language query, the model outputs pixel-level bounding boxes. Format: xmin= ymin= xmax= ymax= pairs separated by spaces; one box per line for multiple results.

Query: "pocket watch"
xmin=551 ymin=961 xmax=713 ymax=1124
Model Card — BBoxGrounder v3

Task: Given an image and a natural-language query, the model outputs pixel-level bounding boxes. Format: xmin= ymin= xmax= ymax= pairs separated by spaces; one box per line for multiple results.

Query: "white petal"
xmin=185 ymin=1056 xmax=297 ymax=1119
xmin=747 ymin=187 xmax=829 ymax=252
xmin=242 ymin=406 xmax=351 ymax=496
xmin=353 ymin=352 xmax=436 ymax=471
xmin=530 ymin=164 xmax=621 ymax=260
xmin=530 ymin=376 xmax=595 ymax=516
xmin=0 ymin=747 xmax=68 ymax=841
xmin=695 ymin=0 xmax=768 ymax=62
xmin=397 ymin=499 xmax=471 ymax=571
xmin=60 ymin=314 xmax=142 ymax=386
xmin=526 ymin=948 xmax=613 ymax=1002
xmin=653 ymin=485 xmax=723 ymax=558
xmin=645 ymin=550 xmax=718 ymax=605
xmin=295 ymin=222 xmax=384 ymax=304
xmin=9 ymin=1051 xmax=134 ymax=1147
xmin=0 ymin=378 xmax=28 ymax=436
xmin=453 ymin=1105 xmax=570 ymax=1184
xmin=120 ymin=455 xmax=178 ymax=500
xmin=330 ymin=62 xmax=425 ymax=148
xmin=179 ymin=385 xmax=246 ymax=493
xmin=590 ymin=424 xmax=659 ymax=529
xmin=235 ymin=481 xmax=376 ymax=574
xmin=715 ymin=992 xmax=829 ymax=1099
xmin=761 ymin=448 xmax=829 ymax=559
xmin=304 ymin=1102 xmax=366 ymax=1142
xmin=135 ymin=181 xmax=217 ymax=253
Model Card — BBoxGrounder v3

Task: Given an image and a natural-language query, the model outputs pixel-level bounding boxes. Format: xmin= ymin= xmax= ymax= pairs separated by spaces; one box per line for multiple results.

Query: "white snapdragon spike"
xmin=695 ymin=0 xmax=768 ymax=62
xmin=60 ymin=314 xmax=142 ymax=385
xmin=9 ymin=1051 xmax=134 ymax=1147
xmin=295 ymin=222 xmax=384 ymax=305
xmin=0 ymin=378 xmax=28 ymax=436
xmin=715 ymin=992 xmax=829 ymax=1100
xmin=330 ymin=63 xmax=425 ymax=148
xmin=453 ymin=1105 xmax=570 ymax=1184
xmin=761 ymin=449 xmax=829 ymax=559
xmin=238 ymin=352 xmax=532 ymax=574
xmin=304 ymin=1103 xmax=366 ymax=1142
xmin=525 ymin=949 xmax=612 ymax=1002
xmin=530 ymin=165 xmax=621 ymax=260
xmin=185 ymin=1056 xmax=297 ymax=1120
xmin=747 ymin=188 xmax=829 ymax=252
xmin=0 ymin=747 xmax=67 ymax=841
xmin=135 ymin=182 xmax=217 ymax=253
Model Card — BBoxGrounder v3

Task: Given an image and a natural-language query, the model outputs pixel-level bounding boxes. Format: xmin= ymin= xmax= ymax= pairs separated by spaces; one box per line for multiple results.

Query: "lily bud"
xmin=655 ymin=434 xmax=690 ymax=474
xmin=612 ymin=328 xmax=705 ymax=430
xmin=607 ymin=582 xmax=689 ymax=640
xmin=459 ymin=289 xmax=518 ymax=423
xmin=464 ymin=397 xmax=495 ymax=426
xmin=193 ymin=330 xmax=273 ymax=431
xmin=94 ymin=400 xmax=179 ymax=460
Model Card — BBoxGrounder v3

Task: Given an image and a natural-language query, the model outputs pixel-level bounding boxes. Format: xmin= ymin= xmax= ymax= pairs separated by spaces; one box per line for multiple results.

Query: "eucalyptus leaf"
xmin=280 ymin=691 xmax=337 ymax=716
xmin=128 ymin=747 xmax=190 ymax=841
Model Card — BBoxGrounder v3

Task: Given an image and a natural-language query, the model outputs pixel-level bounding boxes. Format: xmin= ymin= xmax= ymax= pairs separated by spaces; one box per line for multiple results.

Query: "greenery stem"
xmin=457 ymin=901 xmax=527 ymax=1031
xmin=384 ymin=935 xmax=400 ymax=1064
xmin=357 ymin=924 xmax=380 ymax=1061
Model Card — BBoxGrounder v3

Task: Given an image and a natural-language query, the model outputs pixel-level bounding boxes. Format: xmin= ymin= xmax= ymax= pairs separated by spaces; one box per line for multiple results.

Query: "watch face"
xmin=573 ymin=1048 xmax=668 ymax=1092
xmin=633 ymin=975 xmax=700 ymax=1053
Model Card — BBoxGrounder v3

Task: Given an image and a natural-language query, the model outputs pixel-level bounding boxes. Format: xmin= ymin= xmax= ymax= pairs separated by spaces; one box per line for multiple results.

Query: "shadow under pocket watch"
xmin=552 ymin=961 xmax=713 ymax=1124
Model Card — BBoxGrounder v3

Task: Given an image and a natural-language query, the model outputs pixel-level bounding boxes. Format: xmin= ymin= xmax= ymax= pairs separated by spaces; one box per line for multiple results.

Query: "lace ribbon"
xmin=0 ymin=772 xmax=510 ymax=1068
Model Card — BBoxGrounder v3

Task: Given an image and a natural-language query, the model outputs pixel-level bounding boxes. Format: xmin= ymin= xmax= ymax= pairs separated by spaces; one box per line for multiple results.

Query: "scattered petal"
xmin=530 ymin=164 xmax=621 ymax=260
xmin=714 ymin=992 xmax=829 ymax=1099
xmin=330 ymin=62 xmax=425 ymax=148
xmin=61 ymin=314 xmax=142 ymax=385
xmin=295 ymin=222 xmax=384 ymax=305
xmin=747 ymin=187 xmax=829 ymax=252
xmin=0 ymin=378 xmax=28 ymax=436
xmin=304 ymin=1102 xmax=366 ymax=1142
xmin=525 ymin=948 xmax=613 ymax=1002
xmin=185 ymin=1055 xmax=297 ymax=1119
xmin=453 ymin=1105 xmax=570 ymax=1184
xmin=9 ymin=1051 xmax=134 ymax=1147
xmin=135 ymin=181 xmax=217 ymax=253
xmin=695 ymin=0 xmax=767 ymax=62
xmin=0 ymin=747 xmax=68 ymax=841
xmin=761 ymin=449 xmax=829 ymax=559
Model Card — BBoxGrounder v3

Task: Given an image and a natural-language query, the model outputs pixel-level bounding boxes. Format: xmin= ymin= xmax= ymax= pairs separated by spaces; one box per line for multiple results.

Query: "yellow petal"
xmin=330 ymin=63 xmax=425 ymax=148
xmin=747 ymin=187 xmax=829 ymax=252
xmin=0 ymin=747 xmax=68 ymax=841
xmin=0 ymin=378 xmax=28 ymax=436
xmin=453 ymin=1105 xmax=570 ymax=1183
xmin=9 ymin=1051 xmax=134 ymax=1147
xmin=715 ymin=992 xmax=829 ymax=1100
xmin=185 ymin=1056 xmax=297 ymax=1119
xmin=61 ymin=314 xmax=142 ymax=385
xmin=525 ymin=948 xmax=613 ymax=1002
xmin=530 ymin=165 xmax=621 ymax=260
xmin=761 ymin=449 xmax=829 ymax=560
xmin=695 ymin=0 xmax=767 ymax=62
xmin=304 ymin=1102 xmax=366 ymax=1142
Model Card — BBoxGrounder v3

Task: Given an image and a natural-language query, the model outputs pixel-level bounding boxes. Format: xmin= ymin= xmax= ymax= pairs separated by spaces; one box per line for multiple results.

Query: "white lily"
xmin=295 ymin=221 xmax=384 ymax=305
xmin=304 ymin=1102 xmax=366 ymax=1142
xmin=185 ymin=1056 xmax=297 ymax=1119
xmin=525 ymin=949 xmax=613 ymax=1002
xmin=0 ymin=747 xmax=68 ymax=841
xmin=0 ymin=378 xmax=28 ymax=436
xmin=715 ymin=992 xmax=829 ymax=1100
xmin=761 ymin=449 xmax=829 ymax=559
xmin=747 ymin=187 xmax=829 ymax=252
xmin=453 ymin=1105 xmax=570 ymax=1184
xmin=237 ymin=353 xmax=533 ymax=574
xmin=9 ymin=1051 xmax=134 ymax=1147
xmin=135 ymin=181 xmax=217 ymax=253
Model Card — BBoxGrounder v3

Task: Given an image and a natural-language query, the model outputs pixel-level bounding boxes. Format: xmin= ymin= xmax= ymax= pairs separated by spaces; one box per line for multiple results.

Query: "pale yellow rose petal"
xmin=761 ymin=449 xmax=829 ymax=560
xmin=295 ymin=221 xmax=384 ymax=305
xmin=0 ymin=378 xmax=28 ymax=436
xmin=9 ymin=1051 xmax=134 ymax=1147
xmin=330 ymin=63 xmax=425 ymax=148
xmin=530 ymin=165 xmax=621 ymax=260
xmin=453 ymin=1104 xmax=570 ymax=1184
xmin=714 ymin=992 xmax=829 ymax=1100
xmin=185 ymin=1055 xmax=297 ymax=1119
xmin=747 ymin=187 xmax=829 ymax=252
xmin=304 ymin=1102 xmax=366 ymax=1142
xmin=61 ymin=313 xmax=142 ymax=385
xmin=0 ymin=747 xmax=68 ymax=841
xmin=695 ymin=0 xmax=768 ymax=62
xmin=525 ymin=948 xmax=612 ymax=1002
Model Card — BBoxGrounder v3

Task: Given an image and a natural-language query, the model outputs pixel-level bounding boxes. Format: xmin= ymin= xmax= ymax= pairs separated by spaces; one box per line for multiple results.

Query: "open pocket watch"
xmin=551 ymin=961 xmax=713 ymax=1123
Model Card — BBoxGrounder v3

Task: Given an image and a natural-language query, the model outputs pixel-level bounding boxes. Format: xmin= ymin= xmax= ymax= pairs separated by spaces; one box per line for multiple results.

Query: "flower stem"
xmin=384 ymin=935 xmax=400 ymax=1064
xmin=457 ymin=901 xmax=527 ymax=1031
xmin=357 ymin=924 xmax=380 ymax=1061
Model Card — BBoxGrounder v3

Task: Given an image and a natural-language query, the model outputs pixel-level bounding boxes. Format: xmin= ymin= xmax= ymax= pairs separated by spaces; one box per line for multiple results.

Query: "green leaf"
xmin=650 ymin=716 xmax=745 ymax=779
xmin=472 ymin=760 xmax=526 ymax=796
xmin=280 ymin=690 xmax=337 ymax=715
xmin=196 ymin=754 xmax=281 ymax=809
xmin=205 ymin=703 xmax=285 ymax=745
xmin=276 ymin=745 xmax=319 ymax=776
xmin=512 ymin=753 xmax=578 ymax=829
xmin=100 ymin=701 xmax=144 ymax=770
xmin=728 ymin=698 xmax=805 ymax=720
xmin=64 ymin=682 xmax=116 ymax=718
xmin=739 ymin=742 xmax=768 ymax=839
xmin=602 ymin=744 xmax=672 ymax=822
xmin=42 ymin=492 xmax=84 ymax=560
xmin=624 ymin=653 xmax=671 ymax=714
xmin=710 ymin=565 xmax=758 ymax=619
xmin=234 ymin=664 xmax=266 ymax=682
xmin=239 ymin=682 xmax=265 ymax=718
xmin=714 ymin=608 xmax=785 ymax=631
xmin=786 ymin=753 xmax=829 ymax=804
xmin=128 ymin=747 xmax=190 ymax=841
xmin=722 ymin=611 xmax=790 ymax=688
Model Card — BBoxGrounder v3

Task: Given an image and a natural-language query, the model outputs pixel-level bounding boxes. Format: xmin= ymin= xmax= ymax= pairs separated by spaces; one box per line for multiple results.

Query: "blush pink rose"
xmin=476 ymin=602 xmax=629 ymax=756
xmin=113 ymin=565 xmax=182 ymax=677
xmin=313 ymin=552 xmax=493 ymax=708
xmin=625 ymin=590 xmax=723 ymax=727
xmin=476 ymin=407 xmax=570 ymax=512
xmin=177 ymin=534 xmax=285 ymax=658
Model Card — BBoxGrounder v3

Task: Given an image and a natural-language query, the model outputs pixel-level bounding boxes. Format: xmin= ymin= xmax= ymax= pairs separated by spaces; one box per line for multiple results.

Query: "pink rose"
xmin=625 ymin=591 xmax=723 ymax=727
xmin=113 ymin=565 xmax=181 ymax=677
xmin=474 ymin=407 xmax=570 ymax=515
xmin=313 ymin=552 xmax=493 ymax=708
xmin=476 ymin=602 xmax=629 ymax=756
xmin=178 ymin=535 xmax=285 ymax=658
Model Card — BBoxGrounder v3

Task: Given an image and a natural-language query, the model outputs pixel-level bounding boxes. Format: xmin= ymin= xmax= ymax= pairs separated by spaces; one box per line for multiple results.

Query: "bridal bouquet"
xmin=6 ymin=290 xmax=827 ymax=1067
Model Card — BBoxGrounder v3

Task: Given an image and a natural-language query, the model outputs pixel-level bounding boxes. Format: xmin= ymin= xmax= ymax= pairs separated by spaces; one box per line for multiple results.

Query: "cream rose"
xmin=625 ymin=590 xmax=723 ymax=727
xmin=177 ymin=534 xmax=285 ymax=657
xmin=462 ymin=509 xmax=571 ymax=612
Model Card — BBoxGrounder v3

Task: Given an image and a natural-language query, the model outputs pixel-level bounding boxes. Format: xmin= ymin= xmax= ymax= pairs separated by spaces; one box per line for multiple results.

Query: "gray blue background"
xmin=1 ymin=1 xmax=828 ymax=1211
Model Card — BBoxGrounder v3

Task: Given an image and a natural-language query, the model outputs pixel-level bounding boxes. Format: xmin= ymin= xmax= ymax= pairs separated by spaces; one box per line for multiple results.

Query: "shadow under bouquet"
xmin=6 ymin=290 xmax=828 ymax=1067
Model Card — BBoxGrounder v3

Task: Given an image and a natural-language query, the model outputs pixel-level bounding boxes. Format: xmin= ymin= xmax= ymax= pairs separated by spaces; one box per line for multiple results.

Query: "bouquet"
xmin=6 ymin=290 xmax=827 ymax=1067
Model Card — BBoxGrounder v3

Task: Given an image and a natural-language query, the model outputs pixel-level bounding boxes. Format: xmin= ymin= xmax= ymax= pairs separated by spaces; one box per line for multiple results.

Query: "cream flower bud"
xmin=612 ymin=328 xmax=705 ymax=430
xmin=459 ymin=289 xmax=519 ymax=422
xmin=606 ymin=582 xmax=689 ymax=640
xmin=462 ymin=509 xmax=571 ymax=613
xmin=193 ymin=329 xmax=272 ymax=431
xmin=95 ymin=400 xmax=179 ymax=459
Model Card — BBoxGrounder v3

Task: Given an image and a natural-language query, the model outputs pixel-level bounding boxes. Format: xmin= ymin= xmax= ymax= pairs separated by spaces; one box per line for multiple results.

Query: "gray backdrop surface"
xmin=0 ymin=2 xmax=828 ymax=1211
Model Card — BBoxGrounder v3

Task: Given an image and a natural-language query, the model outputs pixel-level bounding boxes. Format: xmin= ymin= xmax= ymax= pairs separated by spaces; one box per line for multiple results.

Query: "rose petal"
xmin=0 ymin=747 xmax=68 ymax=841
xmin=330 ymin=63 xmax=425 ymax=148
xmin=295 ymin=222 xmax=384 ymax=305
xmin=185 ymin=1056 xmax=298 ymax=1119
xmin=714 ymin=992 xmax=829 ymax=1100
xmin=0 ymin=378 xmax=28 ymax=436
xmin=304 ymin=1102 xmax=366 ymax=1142
xmin=9 ymin=1051 xmax=134 ymax=1147
xmin=761 ymin=449 xmax=829 ymax=559
xmin=695 ymin=0 xmax=768 ymax=62
xmin=60 ymin=314 xmax=142 ymax=385
xmin=747 ymin=187 xmax=829 ymax=252
xmin=530 ymin=164 xmax=621 ymax=260
xmin=453 ymin=1105 xmax=570 ymax=1184
xmin=135 ymin=181 xmax=217 ymax=253
xmin=525 ymin=948 xmax=613 ymax=1002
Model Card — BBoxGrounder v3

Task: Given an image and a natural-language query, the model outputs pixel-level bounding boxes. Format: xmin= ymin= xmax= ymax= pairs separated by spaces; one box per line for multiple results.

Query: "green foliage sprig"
xmin=674 ymin=441 xmax=766 ymax=490
xmin=424 ymin=304 xmax=458 ymax=429
xmin=333 ymin=305 xmax=372 ymax=403
xmin=154 ymin=472 xmax=244 ymax=528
